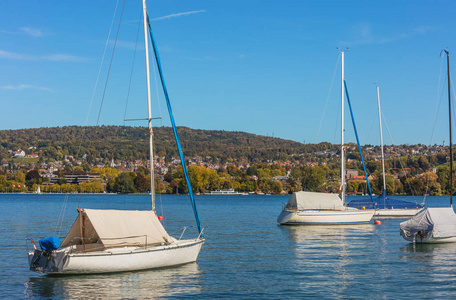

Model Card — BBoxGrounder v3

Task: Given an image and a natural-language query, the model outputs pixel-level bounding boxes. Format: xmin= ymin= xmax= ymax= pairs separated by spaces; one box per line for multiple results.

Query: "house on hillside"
xmin=345 ymin=169 xmax=359 ymax=179
xmin=272 ymin=175 xmax=288 ymax=182
xmin=64 ymin=173 xmax=101 ymax=184
xmin=13 ymin=149 xmax=25 ymax=158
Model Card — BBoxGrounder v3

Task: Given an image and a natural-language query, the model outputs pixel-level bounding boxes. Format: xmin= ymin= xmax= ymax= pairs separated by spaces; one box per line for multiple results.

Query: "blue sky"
xmin=1 ymin=0 xmax=456 ymax=146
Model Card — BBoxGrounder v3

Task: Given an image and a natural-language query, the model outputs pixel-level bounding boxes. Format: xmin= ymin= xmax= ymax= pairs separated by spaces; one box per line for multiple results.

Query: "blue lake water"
xmin=2 ymin=193 xmax=456 ymax=299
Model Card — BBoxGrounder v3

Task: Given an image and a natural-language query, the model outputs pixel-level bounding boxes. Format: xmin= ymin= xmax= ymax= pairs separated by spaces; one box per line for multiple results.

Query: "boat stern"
xmin=28 ymin=249 xmax=67 ymax=274
xmin=400 ymin=227 xmax=433 ymax=243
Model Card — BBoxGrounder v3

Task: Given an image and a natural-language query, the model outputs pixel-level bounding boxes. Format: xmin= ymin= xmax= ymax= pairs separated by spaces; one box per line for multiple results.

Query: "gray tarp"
xmin=400 ymin=207 xmax=456 ymax=238
xmin=285 ymin=191 xmax=344 ymax=210
xmin=61 ymin=209 xmax=171 ymax=248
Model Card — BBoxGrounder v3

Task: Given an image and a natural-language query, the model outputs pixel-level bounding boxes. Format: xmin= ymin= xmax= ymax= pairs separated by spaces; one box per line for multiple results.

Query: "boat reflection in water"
xmin=24 ymin=263 xmax=202 ymax=299
xmin=401 ymin=242 xmax=456 ymax=254
xmin=281 ymin=225 xmax=375 ymax=296
xmin=400 ymin=243 xmax=456 ymax=288
xmin=400 ymin=242 xmax=456 ymax=262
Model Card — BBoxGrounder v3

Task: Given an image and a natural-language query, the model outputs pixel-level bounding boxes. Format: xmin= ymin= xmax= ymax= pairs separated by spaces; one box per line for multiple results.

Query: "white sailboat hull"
xmin=28 ymin=238 xmax=204 ymax=275
xmin=277 ymin=209 xmax=373 ymax=225
xmin=373 ymin=208 xmax=423 ymax=218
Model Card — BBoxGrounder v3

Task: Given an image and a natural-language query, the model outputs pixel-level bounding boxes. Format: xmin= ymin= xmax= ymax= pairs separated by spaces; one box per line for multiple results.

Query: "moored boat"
xmin=400 ymin=207 xmax=456 ymax=243
xmin=277 ymin=191 xmax=373 ymax=225
xmin=347 ymin=86 xmax=423 ymax=217
xmin=210 ymin=188 xmax=248 ymax=195
xmin=400 ymin=50 xmax=456 ymax=243
xmin=348 ymin=190 xmax=423 ymax=218
xmin=27 ymin=0 xmax=204 ymax=274
xmin=277 ymin=51 xmax=374 ymax=225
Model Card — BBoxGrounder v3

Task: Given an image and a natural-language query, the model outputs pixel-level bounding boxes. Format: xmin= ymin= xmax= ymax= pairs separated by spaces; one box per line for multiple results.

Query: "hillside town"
xmin=0 ymin=142 xmax=451 ymax=196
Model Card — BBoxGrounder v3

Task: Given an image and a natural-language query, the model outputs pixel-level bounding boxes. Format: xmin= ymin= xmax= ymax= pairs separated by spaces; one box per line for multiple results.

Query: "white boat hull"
xmin=373 ymin=208 xmax=423 ymax=218
xmin=210 ymin=189 xmax=248 ymax=195
xmin=28 ymin=238 xmax=204 ymax=275
xmin=277 ymin=209 xmax=373 ymax=225
xmin=400 ymin=230 xmax=456 ymax=244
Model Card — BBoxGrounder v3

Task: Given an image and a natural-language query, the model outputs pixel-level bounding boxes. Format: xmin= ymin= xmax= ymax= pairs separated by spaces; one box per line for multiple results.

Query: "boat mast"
xmin=341 ymin=51 xmax=346 ymax=204
xmin=445 ymin=50 xmax=453 ymax=206
xmin=377 ymin=86 xmax=386 ymax=192
xmin=142 ymin=0 xmax=155 ymax=212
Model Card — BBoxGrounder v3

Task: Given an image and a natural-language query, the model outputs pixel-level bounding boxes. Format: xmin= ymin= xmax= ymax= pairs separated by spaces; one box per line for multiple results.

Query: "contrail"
xmin=152 ymin=10 xmax=206 ymax=21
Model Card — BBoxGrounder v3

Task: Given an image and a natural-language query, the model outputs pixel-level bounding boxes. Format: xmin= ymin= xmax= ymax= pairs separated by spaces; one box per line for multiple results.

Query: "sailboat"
xmin=27 ymin=0 xmax=204 ymax=274
xmin=277 ymin=51 xmax=374 ymax=225
xmin=400 ymin=50 xmax=456 ymax=243
xmin=347 ymin=86 xmax=424 ymax=217
xmin=35 ymin=186 xmax=41 ymax=194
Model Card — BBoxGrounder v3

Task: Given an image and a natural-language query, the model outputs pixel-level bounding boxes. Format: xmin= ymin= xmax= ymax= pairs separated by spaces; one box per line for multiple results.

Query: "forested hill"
xmin=0 ymin=126 xmax=335 ymax=163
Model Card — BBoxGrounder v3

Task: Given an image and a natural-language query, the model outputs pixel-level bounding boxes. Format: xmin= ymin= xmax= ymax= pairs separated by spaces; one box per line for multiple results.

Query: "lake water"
xmin=2 ymin=194 xmax=456 ymax=299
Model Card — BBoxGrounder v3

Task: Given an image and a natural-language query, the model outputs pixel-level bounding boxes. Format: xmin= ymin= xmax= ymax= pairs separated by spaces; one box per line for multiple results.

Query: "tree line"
xmin=0 ymin=161 xmax=454 ymax=196
xmin=0 ymin=126 xmax=454 ymax=195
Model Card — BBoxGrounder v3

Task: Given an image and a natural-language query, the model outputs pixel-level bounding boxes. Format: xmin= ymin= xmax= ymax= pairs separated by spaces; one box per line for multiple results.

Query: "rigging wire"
xmin=86 ymin=0 xmax=120 ymax=128
xmin=381 ymin=110 xmax=419 ymax=204
xmin=451 ymin=71 xmax=456 ymax=135
xmin=362 ymin=88 xmax=378 ymax=144
xmin=96 ymin=0 xmax=127 ymax=125
xmin=428 ymin=55 xmax=456 ymax=198
xmin=316 ymin=54 xmax=340 ymax=142
xmin=146 ymin=13 xmax=202 ymax=236
xmin=430 ymin=54 xmax=446 ymax=145
xmin=55 ymin=194 xmax=69 ymax=238
xmin=364 ymin=110 xmax=377 ymax=144
xmin=425 ymin=54 xmax=445 ymax=199
xmin=147 ymin=24 xmax=165 ymax=220
xmin=141 ymin=15 xmax=165 ymax=223
xmin=150 ymin=36 xmax=164 ymax=125
xmin=54 ymin=0 xmax=121 ymax=234
xmin=333 ymin=98 xmax=340 ymax=145
xmin=123 ymin=9 xmax=142 ymax=126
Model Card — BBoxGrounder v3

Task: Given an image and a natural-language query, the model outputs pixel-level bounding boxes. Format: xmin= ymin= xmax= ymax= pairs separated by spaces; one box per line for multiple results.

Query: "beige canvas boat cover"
xmin=61 ymin=209 xmax=171 ymax=248
xmin=285 ymin=191 xmax=344 ymax=210
xmin=400 ymin=207 xmax=456 ymax=239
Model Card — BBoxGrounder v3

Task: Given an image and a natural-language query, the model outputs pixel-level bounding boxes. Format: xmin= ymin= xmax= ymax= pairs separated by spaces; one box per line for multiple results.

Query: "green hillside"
xmin=0 ymin=126 xmax=335 ymax=163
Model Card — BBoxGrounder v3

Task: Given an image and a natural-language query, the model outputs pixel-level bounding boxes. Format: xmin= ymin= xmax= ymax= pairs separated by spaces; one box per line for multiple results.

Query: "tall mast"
xmin=341 ymin=51 xmax=346 ymax=204
xmin=143 ymin=0 xmax=155 ymax=212
xmin=377 ymin=86 xmax=386 ymax=192
xmin=445 ymin=50 xmax=453 ymax=207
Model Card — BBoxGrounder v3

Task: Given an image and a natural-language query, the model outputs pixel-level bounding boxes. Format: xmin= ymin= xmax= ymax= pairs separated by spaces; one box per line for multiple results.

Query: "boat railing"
xmin=68 ymin=237 xmax=105 ymax=253
xmin=178 ymin=227 xmax=187 ymax=240
xmin=168 ymin=227 xmax=190 ymax=240
xmin=68 ymin=235 xmax=158 ymax=253
xmin=25 ymin=236 xmax=65 ymax=252
xmin=25 ymin=237 xmax=37 ymax=252
xmin=197 ymin=228 xmax=205 ymax=240
xmin=169 ymin=226 xmax=205 ymax=240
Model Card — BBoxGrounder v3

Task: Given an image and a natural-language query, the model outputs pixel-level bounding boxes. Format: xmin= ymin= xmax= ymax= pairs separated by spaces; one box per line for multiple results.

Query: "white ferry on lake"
xmin=210 ymin=188 xmax=248 ymax=195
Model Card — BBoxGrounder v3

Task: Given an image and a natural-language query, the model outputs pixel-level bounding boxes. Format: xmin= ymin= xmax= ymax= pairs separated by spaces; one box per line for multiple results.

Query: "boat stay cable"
xmin=316 ymin=54 xmax=340 ymax=143
xmin=123 ymin=10 xmax=142 ymax=126
xmin=146 ymin=14 xmax=202 ymax=236
xmin=381 ymin=112 xmax=420 ymax=205
xmin=344 ymin=80 xmax=375 ymax=207
xmin=429 ymin=55 xmax=445 ymax=146
xmin=96 ymin=0 xmax=127 ymax=126
xmin=54 ymin=0 xmax=122 ymax=235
